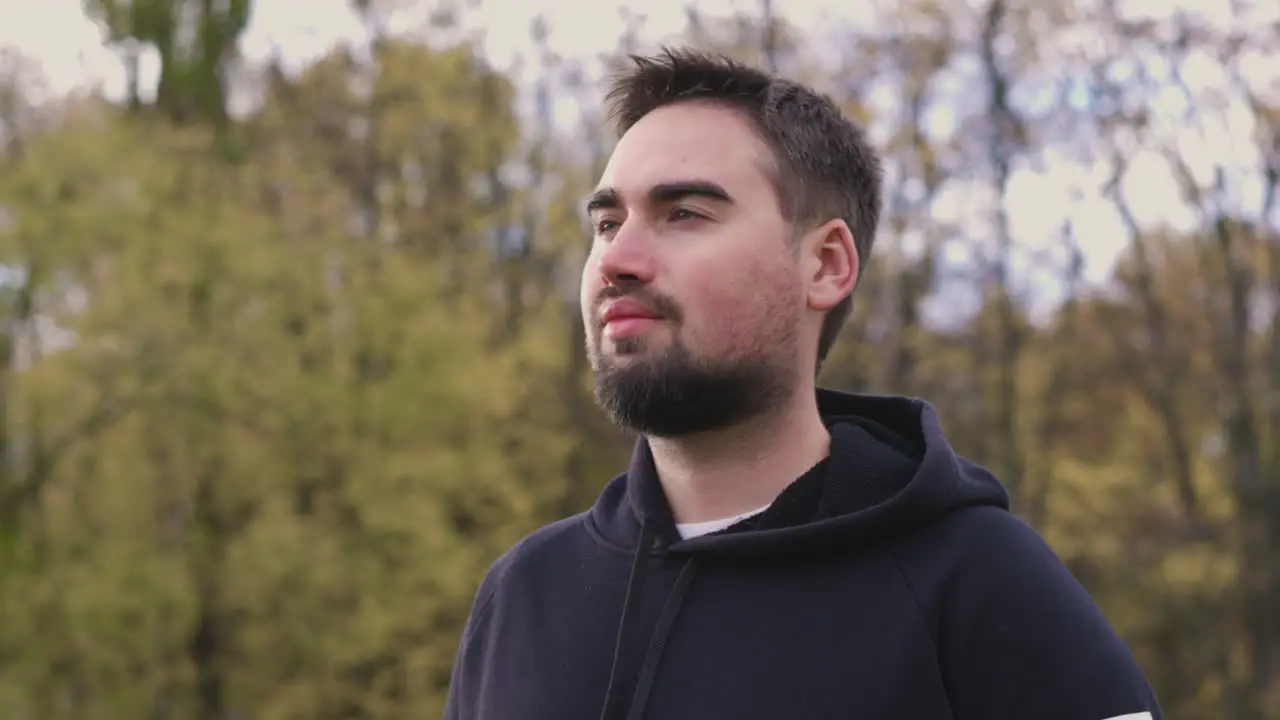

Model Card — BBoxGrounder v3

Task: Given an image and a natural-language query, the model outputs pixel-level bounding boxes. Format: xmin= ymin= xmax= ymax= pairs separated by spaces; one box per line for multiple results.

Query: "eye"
xmin=594 ymin=218 xmax=620 ymax=235
xmin=669 ymin=208 xmax=705 ymax=222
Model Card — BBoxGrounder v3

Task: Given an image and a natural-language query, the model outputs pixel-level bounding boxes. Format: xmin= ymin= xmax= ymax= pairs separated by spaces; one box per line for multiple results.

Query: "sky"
xmin=1 ymin=0 xmax=1275 ymax=323
xmin=0 ymin=0 xmax=854 ymax=93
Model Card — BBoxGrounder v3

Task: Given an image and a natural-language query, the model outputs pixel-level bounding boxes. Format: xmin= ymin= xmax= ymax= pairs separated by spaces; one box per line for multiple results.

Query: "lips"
xmin=600 ymin=298 xmax=663 ymax=326
xmin=599 ymin=298 xmax=664 ymax=340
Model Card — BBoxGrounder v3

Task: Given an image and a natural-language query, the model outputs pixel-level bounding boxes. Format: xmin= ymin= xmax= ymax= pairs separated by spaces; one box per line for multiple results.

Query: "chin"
xmin=606 ymin=336 xmax=661 ymax=357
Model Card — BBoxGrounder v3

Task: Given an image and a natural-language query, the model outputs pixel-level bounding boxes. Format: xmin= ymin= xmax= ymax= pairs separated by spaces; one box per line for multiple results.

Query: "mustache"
xmin=594 ymin=286 xmax=683 ymax=324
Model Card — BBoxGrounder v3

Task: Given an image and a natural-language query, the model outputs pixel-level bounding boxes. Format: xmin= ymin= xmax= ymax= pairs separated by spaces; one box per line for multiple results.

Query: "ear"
xmin=802 ymin=218 xmax=859 ymax=312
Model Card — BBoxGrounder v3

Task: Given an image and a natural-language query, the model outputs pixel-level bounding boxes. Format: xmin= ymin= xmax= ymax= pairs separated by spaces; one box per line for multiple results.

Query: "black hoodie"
xmin=442 ymin=389 xmax=1161 ymax=720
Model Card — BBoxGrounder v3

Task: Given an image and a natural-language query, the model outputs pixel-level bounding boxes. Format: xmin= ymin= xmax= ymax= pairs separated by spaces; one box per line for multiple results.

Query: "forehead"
xmin=599 ymin=102 xmax=775 ymax=198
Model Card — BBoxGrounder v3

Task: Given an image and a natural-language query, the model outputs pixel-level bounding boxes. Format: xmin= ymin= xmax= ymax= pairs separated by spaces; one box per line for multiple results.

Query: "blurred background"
xmin=0 ymin=0 xmax=1276 ymax=717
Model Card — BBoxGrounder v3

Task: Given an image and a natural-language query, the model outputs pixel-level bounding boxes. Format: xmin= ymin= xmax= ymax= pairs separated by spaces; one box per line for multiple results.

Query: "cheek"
xmin=690 ymin=259 xmax=800 ymax=340
xmin=681 ymin=274 xmax=774 ymax=347
xmin=579 ymin=257 xmax=601 ymax=307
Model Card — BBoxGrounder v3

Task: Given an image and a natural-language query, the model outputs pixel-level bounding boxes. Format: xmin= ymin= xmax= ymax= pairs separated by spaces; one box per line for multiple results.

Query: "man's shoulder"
xmin=471 ymin=510 xmax=593 ymax=606
xmin=893 ymin=504 xmax=1073 ymax=586
xmin=500 ymin=510 xmax=592 ymax=567
xmin=922 ymin=503 xmax=1045 ymax=550
xmin=891 ymin=502 xmax=1097 ymax=615
xmin=897 ymin=505 xmax=1160 ymax=717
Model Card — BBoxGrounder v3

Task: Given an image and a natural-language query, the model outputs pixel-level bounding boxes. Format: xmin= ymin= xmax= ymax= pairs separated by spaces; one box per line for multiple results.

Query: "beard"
xmin=587 ymin=310 xmax=801 ymax=438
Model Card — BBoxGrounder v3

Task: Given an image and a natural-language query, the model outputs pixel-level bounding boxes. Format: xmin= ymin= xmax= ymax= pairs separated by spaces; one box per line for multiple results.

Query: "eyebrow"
xmin=585 ymin=180 xmax=735 ymax=215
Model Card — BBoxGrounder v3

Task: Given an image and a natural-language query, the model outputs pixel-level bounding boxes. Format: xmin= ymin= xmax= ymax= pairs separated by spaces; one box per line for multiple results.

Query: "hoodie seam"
xmin=887 ymin=542 xmax=940 ymax=655
xmin=887 ymin=541 xmax=961 ymax=717
xmin=462 ymin=587 xmax=498 ymax=644
xmin=461 ymin=550 xmax=518 ymax=645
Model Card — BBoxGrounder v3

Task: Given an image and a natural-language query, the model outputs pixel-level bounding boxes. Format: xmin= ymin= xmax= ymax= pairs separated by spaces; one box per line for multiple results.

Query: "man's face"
xmin=580 ymin=101 xmax=808 ymax=437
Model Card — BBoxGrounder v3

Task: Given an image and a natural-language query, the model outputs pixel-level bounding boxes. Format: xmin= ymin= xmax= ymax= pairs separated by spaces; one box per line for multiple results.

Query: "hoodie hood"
xmin=587 ymin=387 xmax=1010 ymax=558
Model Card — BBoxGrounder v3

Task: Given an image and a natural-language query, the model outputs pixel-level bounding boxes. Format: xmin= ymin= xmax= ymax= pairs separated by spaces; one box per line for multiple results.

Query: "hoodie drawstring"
xmin=623 ymin=556 xmax=697 ymax=720
xmin=599 ymin=520 xmax=700 ymax=720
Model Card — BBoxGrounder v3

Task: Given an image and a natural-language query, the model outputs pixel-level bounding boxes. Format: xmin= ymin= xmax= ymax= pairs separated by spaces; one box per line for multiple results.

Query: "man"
xmin=443 ymin=48 xmax=1161 ymax=720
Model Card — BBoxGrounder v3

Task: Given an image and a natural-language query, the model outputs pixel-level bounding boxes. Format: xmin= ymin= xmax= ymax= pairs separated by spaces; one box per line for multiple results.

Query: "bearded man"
xmin=442 ymin=48 xmax=1161 ymax=720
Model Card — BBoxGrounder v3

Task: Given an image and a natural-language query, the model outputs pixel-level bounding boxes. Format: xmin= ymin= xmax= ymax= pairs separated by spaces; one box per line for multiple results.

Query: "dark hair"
xmin=603 ymin=47 xmax=884 ymax=370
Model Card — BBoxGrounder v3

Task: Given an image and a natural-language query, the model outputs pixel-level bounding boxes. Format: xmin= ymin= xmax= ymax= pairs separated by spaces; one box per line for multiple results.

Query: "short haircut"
xmin=602 ymin=47 xmax=884 ymax=370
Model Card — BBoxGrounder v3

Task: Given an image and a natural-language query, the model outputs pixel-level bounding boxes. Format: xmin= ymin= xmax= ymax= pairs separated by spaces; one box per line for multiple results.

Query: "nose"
xmin=596 ymin=221 xmax=656 ymax=288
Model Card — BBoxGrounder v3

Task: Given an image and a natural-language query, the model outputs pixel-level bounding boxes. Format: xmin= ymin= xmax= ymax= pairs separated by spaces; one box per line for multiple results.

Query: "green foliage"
xmin=0 ymin=38 xmax=583 ymax=718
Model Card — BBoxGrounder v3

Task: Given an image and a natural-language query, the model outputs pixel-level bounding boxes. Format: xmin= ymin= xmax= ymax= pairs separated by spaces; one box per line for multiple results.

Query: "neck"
xmin=647 ymin=387 xmax=831 ymax=525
